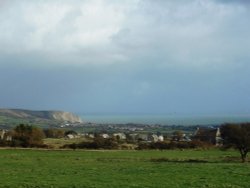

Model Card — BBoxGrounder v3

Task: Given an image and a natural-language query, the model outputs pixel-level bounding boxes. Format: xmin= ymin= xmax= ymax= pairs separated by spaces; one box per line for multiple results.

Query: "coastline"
xmin=81 ymin=114 xmax=250 ymax=125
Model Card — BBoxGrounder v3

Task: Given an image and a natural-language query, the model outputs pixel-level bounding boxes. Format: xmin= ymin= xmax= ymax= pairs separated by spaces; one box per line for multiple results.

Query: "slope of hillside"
xmin=0 ymin=109 xmax=82 ymax=123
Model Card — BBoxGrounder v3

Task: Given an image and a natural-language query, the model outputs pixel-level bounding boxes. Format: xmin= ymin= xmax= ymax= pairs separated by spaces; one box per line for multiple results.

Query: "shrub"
xmin=63 ymin=137 xmax=119 ymax=150
xmin=43 ymin=128 xmax=65 ymax=138
xmin=137 ymin=140 xmax=213 ymax=150
xmin=11 ymin=124 xmax=45 ymax=147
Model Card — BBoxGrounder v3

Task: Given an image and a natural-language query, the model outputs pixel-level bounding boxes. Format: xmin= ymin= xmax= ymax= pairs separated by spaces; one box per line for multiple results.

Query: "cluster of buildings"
xmin=66 ymin=132 xmax=165 ymax=142
xmin=66 ymin=127 xmax=222 ymax=145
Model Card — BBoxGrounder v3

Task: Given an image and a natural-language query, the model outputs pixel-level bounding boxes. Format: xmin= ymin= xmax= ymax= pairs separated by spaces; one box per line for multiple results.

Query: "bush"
xmin=43 ymin=128 xmax=65 ymax=138
xmin=63 ymin=137 xmax=119 ymax=150
xmin=64 ymin=130 xmax=77 ymax=136
xmin=137 ymin=140 xmax=213 ymax=150
xmin=11 ymin=124 xmax=45 ymax=148
xmin=0 ymin=139 xmax=10 ymax=147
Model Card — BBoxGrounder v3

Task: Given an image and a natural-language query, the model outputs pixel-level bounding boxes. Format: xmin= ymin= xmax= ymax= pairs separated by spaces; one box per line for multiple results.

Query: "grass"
xmin=0 ymin=149 xmax=249 ymax=188
xmin=43 ymin=138 xmax=88 ymax=149
xmin=0 ymin=116 xmax=30 ymax=128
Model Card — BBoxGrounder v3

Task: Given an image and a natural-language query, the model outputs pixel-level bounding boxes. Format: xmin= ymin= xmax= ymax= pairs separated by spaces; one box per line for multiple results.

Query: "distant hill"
xmin=0 ymin=109 xmax=82 ymax=124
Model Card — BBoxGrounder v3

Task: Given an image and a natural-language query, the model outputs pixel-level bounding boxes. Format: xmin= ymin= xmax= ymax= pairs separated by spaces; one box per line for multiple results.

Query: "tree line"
xmin=0 ymin=124 xmax=76 ymax=148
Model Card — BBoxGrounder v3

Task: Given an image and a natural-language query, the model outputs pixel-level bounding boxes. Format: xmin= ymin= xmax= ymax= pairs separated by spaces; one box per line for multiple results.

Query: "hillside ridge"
xmin=0 ymin=108 xmax=82 ymax=123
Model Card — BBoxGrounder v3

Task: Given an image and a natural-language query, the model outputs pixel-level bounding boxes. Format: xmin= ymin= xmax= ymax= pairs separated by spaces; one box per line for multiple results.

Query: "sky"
xmin=0 ymin=0 xmax=250 ymax=115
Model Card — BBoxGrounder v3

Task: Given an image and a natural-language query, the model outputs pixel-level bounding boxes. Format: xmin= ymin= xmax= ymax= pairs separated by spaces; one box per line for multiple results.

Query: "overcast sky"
xmin=0 ymin=0 xmax=250 ymax=115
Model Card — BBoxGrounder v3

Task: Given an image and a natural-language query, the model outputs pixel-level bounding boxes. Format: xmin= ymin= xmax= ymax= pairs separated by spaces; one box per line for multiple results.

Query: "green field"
xmin=0 ymin=149 xmax=249 ymax=188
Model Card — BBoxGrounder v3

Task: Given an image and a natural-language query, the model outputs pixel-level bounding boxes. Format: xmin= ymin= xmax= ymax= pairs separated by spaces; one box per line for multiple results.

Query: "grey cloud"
xmin=216 ymin=0 xmax=250 ymax=5
xmin=0 ymin=0 xmax=250 ymax=115
xmin=111 ymin=0 xmax=250 ymax=69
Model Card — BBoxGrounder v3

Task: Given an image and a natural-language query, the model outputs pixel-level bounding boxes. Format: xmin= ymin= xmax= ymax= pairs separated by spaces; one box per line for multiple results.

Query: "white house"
xmin=100 ymin=133 xmax=110 ymax=139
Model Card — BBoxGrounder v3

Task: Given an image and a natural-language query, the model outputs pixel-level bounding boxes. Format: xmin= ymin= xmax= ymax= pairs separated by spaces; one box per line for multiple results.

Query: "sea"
xmin=80 ymin=114 xmax=250 ymax=126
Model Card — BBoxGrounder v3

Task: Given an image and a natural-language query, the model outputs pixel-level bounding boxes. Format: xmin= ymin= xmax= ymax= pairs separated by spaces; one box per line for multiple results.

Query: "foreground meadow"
xmin=0 ymin=149 xmax=249 ymax=188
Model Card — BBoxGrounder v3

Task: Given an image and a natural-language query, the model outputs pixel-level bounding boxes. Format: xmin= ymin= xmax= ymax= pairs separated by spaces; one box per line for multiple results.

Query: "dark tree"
xmin=64 ymin=130 xmax=77 ymax=136
xmin=12 ymin=124 xmax=45 ymax=147
xmin=44 ymin=128 xmax=65 ymax=138
xmin=172 ymin=131 xmax=184 ymax=141
xmin=221 ymin=123 xmax=250 ymax=162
